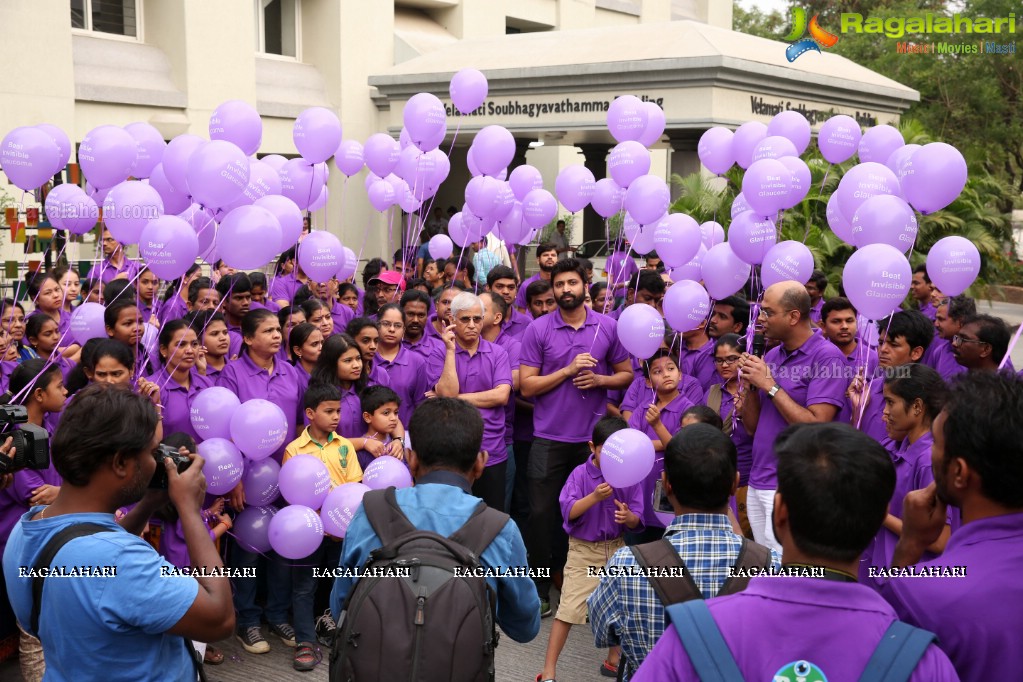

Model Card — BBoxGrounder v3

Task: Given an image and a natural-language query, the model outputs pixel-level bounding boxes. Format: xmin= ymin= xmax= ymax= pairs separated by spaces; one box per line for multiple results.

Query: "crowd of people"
xmin=0 ymin=227 xmax=1021 ymax=682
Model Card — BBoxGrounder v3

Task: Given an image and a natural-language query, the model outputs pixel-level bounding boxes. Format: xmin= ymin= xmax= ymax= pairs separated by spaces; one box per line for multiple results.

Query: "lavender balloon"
xmin=778 ymin=156 xmax=811 ymax=208
xmin=741 ymin=159 xmax=791 ymax=217
xmin=638 ymin=102 xmax=666 ymax=148
xmin=851 ymin=195 xmax=918 ymax=253
xmin=294 ymin=107 xmax=343 ymax=164
xmin=69 ymin=303 xmax=107 ymax=346
xmin=298 ymin=230 xmax=343 ymax=282
xmin=43 ymin=184 xmax=78 ymax=229
xmin=364 ymin=133 xmax=401 ymax=177
xmin=428 ymin=234 xmax=454 ymax=260
xmin=926 ymin=236 xmax=980 ymax=297
xmin=36 ymin=123 xmax=72 ymax=172
xmin=608 ymin=141 xmax=651 ymax=189
xmin=731 ymin=121 xmax=768 ymax=170
xmin=338 ymin=247 xmax=359 ymax=281
xmin=78 ymin=125 xmax=138 ymax=190
xmin=403 ymin=93 xmax=447 ymax=152
xmin=190 ymin=386 xmax=241 ymax=441
xmin=826 ymin=193 xmax=854 ymax=244
xmin=209 ymin=100 xmax=262 ymax=156
xmin=124 ymin=122 xmax=166 ymax=179
xmin=751 ymin=136 xmax=798 ymax=163
xmin=334 ymin=140 xmax=365 ymax=176
xmin=197 ymin=438 xmax=245 ymax=496
xmin=858 ymin=125 xmax=904 ymax=165
xmin=616 ymin=304 xmax=664 ymax=360
xmin=885 ymin=144 xmax=921 ymax=178
xmin=217 ymin=205 xmax=282 ymax=270
xmin=231 ymin=399 xmax=289 ymax=461
xmin=730 ymin=192 xmax=753 ymax=219
xmin=242 ymin=458 xmax=281 ymax=506
xmin=162 ymin=135 xmax=206 ymax=196
xmin=450 ymin=68 xmax=488 ymax=115
xmin=606 ymin=95 xmax=648 ymax=143
xmin=234 ymin=506 xmax=277 ymax=553
xmin=555 ymin=166 xmax=596 ymax=213
xmin=508 ymin=165 xmax=543 ymax=201
xmin=767 ymin=110 xmax=811 ymax=154
xmin=522 ymin=189 xmax=558 ymax=229
xmin=697 ymin=127 xmax=735 ymax=175
xmin=591 ymin=178 xmax=626 ymax=219
xmin=50 ymin=187 xmax=99 ymax=236
xmin=186 ymin=140 xmax=250 ymax=209
xmin=900 ymin=143 xmax=968 ymax=214
xmin=254 ymin=194 xmax=303 ymax=252
xmin=279 ymin=159 xmax=326 ymax=211
xmin=702 ymin=243 xmax=751 ymax=299
xmin=699 ymin=221 xmax=725 ymax=248
xmin=103 ymin=181 xmax=165 ymax=245
xmin=624 ymin=175 xmax=669 ymax=226
xmin=473 ymin=126 xmax=515 ymax=177
xmin=149 ymin=163 xmax=190 ymax=215
xmin=139 ymin=215 xmax=199 ymax=280
xmin=279 ymin=454 xmax=333 ymax=509
xmin=600 ymin=428 xmax=655 ymax=488
xmin=728 ymin=211 xmax=778 ymax=265
xmin=367 ymin=179 xmax=396 ymax=212
xmin=363 ymin=457 xmax=413 ymax=490
xmin=320 ymin=483 xmax=371 ymax=537
xmin=842 ymin=244 xmax=911 ymax=320
xmin=654 ymin=213 xmax=701 ymax=268
xmin=835 ymin=162 xmax=900 ymax=225
xmin=268 ymin=505 xmax=324 ymax=560
xmin=818 ymin=115 xmax=862 ymax=164
xmin=761 ymin=241 xmax=814 ymax=288
xmin=663 ymin=280 xmax=711 ymax=333
xmin=667 ymin=244 xmax=706 ymax=283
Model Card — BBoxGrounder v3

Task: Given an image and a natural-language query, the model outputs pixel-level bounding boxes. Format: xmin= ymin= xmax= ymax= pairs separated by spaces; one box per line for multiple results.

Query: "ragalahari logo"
xmin=784 ymin=8 xmax=840 ymax=62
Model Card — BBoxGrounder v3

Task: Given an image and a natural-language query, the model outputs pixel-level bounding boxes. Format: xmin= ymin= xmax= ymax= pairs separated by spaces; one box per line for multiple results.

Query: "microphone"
xmin=751 ymin=332 xmax=766 ymax=358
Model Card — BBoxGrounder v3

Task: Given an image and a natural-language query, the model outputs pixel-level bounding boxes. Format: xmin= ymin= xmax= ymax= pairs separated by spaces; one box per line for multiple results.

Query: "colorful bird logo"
xmin=784 ymin=8 xmax=839 ymax=62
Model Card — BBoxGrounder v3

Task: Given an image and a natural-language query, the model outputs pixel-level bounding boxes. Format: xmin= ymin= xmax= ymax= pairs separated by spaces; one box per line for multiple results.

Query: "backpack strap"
xmin=708 ymin=385 xmax=730 ymax=436
xmin=717 ymin=538 xmax=772 ymax=596
xmin=631 ymin=539 xmax=703 ymax=605
xmin=666 ymin=601 xmax=744 ymax=682
xmin=447 ymin=501 xmax=510 ymax=562
xmin=858 ymin=621 xmax=938 ymax=682
xmin=362 ymin=487 xmax=418 ymax=547
xmin=30 ymin=522 xmax=110 ymax=634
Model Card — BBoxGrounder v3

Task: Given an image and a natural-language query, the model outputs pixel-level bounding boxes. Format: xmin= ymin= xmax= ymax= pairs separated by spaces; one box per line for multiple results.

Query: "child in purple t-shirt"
xmin=539 ymin=416 xmax=644 ymax=682
xmin=355 ymin=385 xmax=408 ymax=470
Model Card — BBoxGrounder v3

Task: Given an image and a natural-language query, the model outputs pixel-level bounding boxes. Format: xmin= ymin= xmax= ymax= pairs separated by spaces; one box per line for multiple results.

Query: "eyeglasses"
xmin=951 ymin=334 xmax=987 ymax=347
xmin=759 ymin=308 xmax=795 ymax=318
xmin=714 ymin=355 xmax=742 ymax=366
xmin=380 ymin=321 xmax=404 ymax=330
xmin=456 ymin=315 xmax=483 ymax=325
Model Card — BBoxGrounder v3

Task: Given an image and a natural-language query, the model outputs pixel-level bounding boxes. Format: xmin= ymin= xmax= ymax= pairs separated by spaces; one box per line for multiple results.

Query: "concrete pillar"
xmin=668 ymin=137 xmax=700 ymax=201
xmin=578 ymin=143 xmax=610 ymax=245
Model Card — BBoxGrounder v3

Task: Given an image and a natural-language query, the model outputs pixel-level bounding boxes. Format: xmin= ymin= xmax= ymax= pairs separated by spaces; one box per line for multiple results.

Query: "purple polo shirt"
xmin=809 ymin=298 xmax=824 ymax=324
xmin=750 ymin=329 xmax=847 ymax=490
xmin=158 ymin=295 xmax=188 ymax=325
xmin=337 ymin=383 xmax=364 ymax=441
xmin=425 ymin=315 xmax=445 ymax=340
xmin=0 ymin=360 xmax=18 ymax=393
xmin=513 ymin=273 xmax=542 ymax=310
xmin=375 ymin=346 xmax=431 ymax=428
xmin=493 ymin=330 xmax=522 ymax=447
xmin=857 ymin=374 xmax=896 ymax=453
xmin=519 ymin=307 xmax=631 ymax=443
xmin=269 ymin=272 xmax=303 ymax=305
xmin=28 ymin=309 xmax=72 ymax=343
xmin=0 ymin=461 xmax=62 ymax=555
xmin=226 ymin=323 xmax=244 ymax=360
xmin=707 ymin=384 xmax=753 ymax=487
xmin=158 ymin=519 xmax=191 ymax=570
xmin=147 ymin=367 xmax=213 ymax=444
xmin=450 ymin=339 xmax=512 ymax=463
xmin=503 ymin=307 xmax=532 ymax=339
xmin=922 ymin=337 xmax=966 ymax=382
xmin=620 ymin=372 xmax=704 ymax=416
xmin=837 ymin=343 xmax=880 ymax=424
xmin=216 ymin=352 xmax=308 ymax=461
xmin=559 ymin=455 xmax=645 ymax=541
xmin=628 ymin=393 xmax=694 ymax=529
xmin=250 ymin=299 xmax=281 ymax=314
xmin=87 ymin=256 xmax=140 ymax=285
xmin=402 ymin=334 xmax=446 ymax=385
xmin=918 ymin=300 xmax=937 ymax=321
xmin=881 ymin=511 xmax=1023 ymax=682
xmin=368 ymin=362 xmax=390 ymax=388
xmin=329 ymin=300 xmax=354 ymax=335
xmin=679 ymin=337 xmax=717 ymax=392
xmin=634 ymin=577 xmax=957 ymax=682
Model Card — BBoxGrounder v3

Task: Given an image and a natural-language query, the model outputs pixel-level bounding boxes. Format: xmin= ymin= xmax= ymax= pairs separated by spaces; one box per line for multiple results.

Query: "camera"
xmin=149 ymin=444 xmax=192 ymax=489
xmin=0 ymin=405 xmax=50 ymax=475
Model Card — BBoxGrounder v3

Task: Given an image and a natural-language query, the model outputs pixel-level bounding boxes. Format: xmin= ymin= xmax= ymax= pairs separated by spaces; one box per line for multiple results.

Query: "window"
xmin=71 ymin=0 xmax=139 ymax=38
xmin=255 ymin=0 xmax=299 ymax=58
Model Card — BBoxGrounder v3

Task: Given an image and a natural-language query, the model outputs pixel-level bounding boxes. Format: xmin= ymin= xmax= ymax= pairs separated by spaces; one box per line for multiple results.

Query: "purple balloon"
xmin=269 ymin=505 xmax=324 ymax=559
xmin=363 ymin=456 xmax=413 ymax=489
xmin=826 ymin=193 xmax=854 ymax=244
xmin=851 ymin=195 xmax=918 ymax=252
xmin=731 ymin=121 xmax=768 ymax=170
xmin=885 ymin=143 xmax=921 ymax=178
xmin=624 ymin=175 xmax=669 ymax=226
xmin=608 ymin=141 xmax=651 ymax=189
xmin=209 ymin=100 xmax=262 ymax=156
xmin=49 ymin=187 xmax=98 ymax=235
xmin=836 ymin=162 xmax=900 ymax=224
xmin=702 ymin=243 xmax=751 ymax=299
xmin=338 ymin=246 xmax=358 ymax=281
xmin=242 ymin=459 xmax=281 ymax=507
xmin=741 ymin=159 xmax=791 ymax=217
xmin=728 ymin=210 xmax=777 ymax=265
xmin=843 ymin=244 xmax=911 ymax=320
xmin=334 ymin=140 xmax=365 ymax=176
xmin=320 ymin=483 xmax=371 ymax=537
xmin=43 ymin=184 xmax=79 ymax=229
xmin=606 ymin=250 xmax=640 ymax=289
xmin=311 ymin=187 xmax=331 ymax=213
xmin=197 ymin=438 xmax=245 ymax=495
xmin=254 ymin=195 xmax=303 ymax=251
xmin=663 ymin=280 xmax=711 ymax=333
xmin=778 ymin=156 xmax=811 ymax=208
xmin=186 ymin=140 xmax=250 ymax=209
xmin=761 ymin=240 xmax=815 ymax=289
xmin=555 ymin=165 xmax=596 ymax=213
xmin=217 ymin=205 xmax=282 ymax=270
xmin=298 ymin=230 xmax=344 ymax=282
xmin=600 ymin=428 xmax=655 ymax=488
xmin=631 ymin=223 xmax=657 ymax=255
xmin=124 ymin=122 xmax=166 ymax=179
xmin=699 ymin=221 xmax=725 ymax=248
xmin=767 ymin=111 xmax=811 ymax=155
xmin=86 ymin=182 xmax=111 ymax=206
xmin=473 ymin=126 xmax=515 ymax=177
xmin=242 ymin=160 xmax=283 ymax=205
xmin=139 ymin=215 xmax=199 ymax=279
xmin=450 ymin=68 xmax=488 ymax=115
xmin=508 ymin=165 xmax=542 ymax=201
xmin=638 ymin=102 xmax=666 ymax=147
xmin=103 ymin=181 xmax=165 ymax=245
xmin=367 ymin=179 xmax=396 ymax=212
xmin=279 ymin=159 xmax=327 ymax=211
xmin=231 ymin=399 xmax=289 ymax=461
xmin=496 ymin=203 xmax=529 ymax=244
xmin=607 ymin=95 xmax=648 ymax=144
xmin=667 ymin=244 xmax=706 ymax=283
xmin=149 ymin=163 xmax=190 ymax=214
xmin=36 ymin=123 xmax=72 ymax=172
xmin=190 ymin=386 xmax=241 ymax=440
xmin=900 ymin=143 xmax=968 ymax=214
xmin=698 ymin=127 xmax=735 ymax=175
xmin=403 ymin=93 xmax=447 ymax=153
xmin=364 ymin=133 xmax=401 ymax=177
xmin=818 ymin=115 xmax=862 ymax=164
xmin=730 ymin=192 xmax=753 ymax=218
xmin=522 ymin=189 xmax=558 ymax=229
xmin=926 ymin=236 xmax=980 ymax=297
xmin=78 ymin=125 xmax=138 ymax=190
xmin=69 ymin=302 xmax=107 ymax=345
xmin=234 ymin=506 xmax=277 ymax=553
xmin=751 ymin=136 xmax=798 ymax=163
xmin=654 ymin=213 xmax=701 ymax=269
xmin=179 ymin=203 xmax=217 ymax=260
xmin=279 ymin=454 xmax=333 ymax=509
xmin=162 ymin=135 xmax=206 ymax=196
xmin=428 ymin=234 xmax=454 ymax=260
xmin=395 ymin=145 xmax=437 ymax=192
xmin=465 ymin=175 xmax=504 ymax=218
xmin=293 ymin=107 xmax=343 ymax=164
xmin=858 ymin=125 xmax=904 ymax=165
xmin=262 ymin=154 xmax=288 ymax=172
xmin=617 ymin=304 xmax=664 ymax=360
xmin=591 ymin=178 xmax=626 ymax=219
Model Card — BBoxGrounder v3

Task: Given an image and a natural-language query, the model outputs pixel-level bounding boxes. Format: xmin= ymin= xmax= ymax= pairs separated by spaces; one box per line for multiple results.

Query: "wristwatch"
xmin=767 ymin=384 xmax=781 ymax=399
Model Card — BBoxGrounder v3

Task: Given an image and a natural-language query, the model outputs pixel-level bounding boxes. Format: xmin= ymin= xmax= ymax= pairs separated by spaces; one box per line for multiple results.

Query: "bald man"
xmin=737 ymin=282 xmax=849 ymax=551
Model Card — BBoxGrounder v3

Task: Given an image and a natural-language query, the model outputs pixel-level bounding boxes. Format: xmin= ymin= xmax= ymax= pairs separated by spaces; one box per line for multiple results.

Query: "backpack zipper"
xmin=409 ymin=586 xmax=427 ymax=681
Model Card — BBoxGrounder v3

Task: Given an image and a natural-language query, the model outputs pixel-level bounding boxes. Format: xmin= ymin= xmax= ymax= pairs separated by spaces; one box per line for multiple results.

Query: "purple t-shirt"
xmin=449 ymin=339 xmax=512 ymax=464
xmin=337 ymin=383 xmax=363 ymax=441
xmin=918 ymin=300 xmax=937 ymax=321
xmin=329 ymin=300 xmax=354 ymax=335
xmin=513 ymin=273 xmax=542 ymax=310
xmin=216 ymin=352 xmax=308 ymax=461
xmin=881 ymin=511 xmax=1023 ymax=682
xmin=157 ymin=295 xmax=188 ymax=326
xmin=836 ymin=343 xmax=880 ymax=424
xmin=707 ymin=384 xmax=753 ymax=488
xmin=249 ymin=299 xmax=281 ymax=314
xmin=158 ymin=518 xmax=191 ymax=570
xmin=375 ymin=346 xmax=431 ymax=429
xmin=857 ymin=374 xmax=896 ymax=453
xmin=0 ymin=461 xmax=62 ymax=555
xmin=226 ymin=323 xmax=244 ymax=361
xmin=922 ymin=337 xmax=966 ymax=382
xmin=628 ymin=393 xmax=693 ymax=529
xmin=402 ymin=334 xmax=446 ymax=386
xmin=87 ymin=256 xmax=140 ymax=285
xmin=634 ymin=577 xmax=957 ymax=681
xmin=519 ymin=307 xmax=631 ymax=443
xmin=146 ymin=367 xmax=213 ymax=444
xmin=269 ymin=272 xmax=304 ymax=305
xmin=559 ymin=455 xmax=645 ymax=541
xmin=620 ymin=373 xmax=704 ymax=417
xmin=679 ymin=337 xmax=717 ymax=393
xmin=750 ymin=329 xmax=847 ymax=489
xmin=493 ymin=330 xmax=522 ymax=448
xmin=503 ymin=307 xmax=533 ymax=340
xmin=809 ymin=298 xmax=824 ymax=325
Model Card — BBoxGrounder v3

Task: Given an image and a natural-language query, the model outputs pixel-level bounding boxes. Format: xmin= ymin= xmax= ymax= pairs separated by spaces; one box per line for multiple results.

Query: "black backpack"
xmin=329 ymin=487 xmax=509 ymax=682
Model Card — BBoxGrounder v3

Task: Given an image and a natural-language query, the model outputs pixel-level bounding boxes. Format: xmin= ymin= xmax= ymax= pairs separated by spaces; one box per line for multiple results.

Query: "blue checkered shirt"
xmin=587 ymin=514 xmax=782 ymax=679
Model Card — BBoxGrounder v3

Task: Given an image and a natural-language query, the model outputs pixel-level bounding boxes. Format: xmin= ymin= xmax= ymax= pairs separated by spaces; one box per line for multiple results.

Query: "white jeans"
xmin=747 ymin=487 xmax=782 ymax=554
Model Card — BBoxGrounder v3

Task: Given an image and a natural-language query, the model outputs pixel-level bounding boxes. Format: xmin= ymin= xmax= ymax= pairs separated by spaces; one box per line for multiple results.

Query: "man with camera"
xmin=2 ymin=383 xmax=235 ymax=681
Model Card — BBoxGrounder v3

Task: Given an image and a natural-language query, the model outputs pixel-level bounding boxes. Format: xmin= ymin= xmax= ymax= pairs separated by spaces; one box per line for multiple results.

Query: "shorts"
xmin=556 ymin=535 xmax=625 ymax=624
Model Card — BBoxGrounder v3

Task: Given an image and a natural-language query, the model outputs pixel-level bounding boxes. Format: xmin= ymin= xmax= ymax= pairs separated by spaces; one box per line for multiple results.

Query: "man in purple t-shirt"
xmin=951 ymin=313 xmax=1012 ymax=373
xmin=911 ymin=264 xmax=937 ymax=321
xmin=924 ymin=294 xmax=974 ymax=381
xmin=804 ymin=269 xmax=827 ymax=326
xmin=520 ymin=259 xmax=633 ymax=613
xmin=883 ymin=372 xmax=1023 ymax=682
xmin=738 ymin=281 xmax=847 ymax=552
xmin=88 ymin=228 xmax=140 ymax=285
xmin=634 ymin=423 xmax=957 ymax=681
xmin=513 ymin=243 xmax=557 ymax=311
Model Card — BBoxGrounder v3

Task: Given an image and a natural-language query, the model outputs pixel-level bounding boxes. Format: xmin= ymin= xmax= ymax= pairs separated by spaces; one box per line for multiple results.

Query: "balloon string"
xmin=854 ymin=315 xmax=892 ymax=430
xmin=999 ymin=321 xmax=1022 ymax=371
xmin=805 ymin=167 xmax=830 ymax=244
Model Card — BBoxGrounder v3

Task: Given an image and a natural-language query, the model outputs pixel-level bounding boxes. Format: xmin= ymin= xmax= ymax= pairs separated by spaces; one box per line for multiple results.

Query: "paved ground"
xmin=977 ymin=299 xmax=1023 ymax=369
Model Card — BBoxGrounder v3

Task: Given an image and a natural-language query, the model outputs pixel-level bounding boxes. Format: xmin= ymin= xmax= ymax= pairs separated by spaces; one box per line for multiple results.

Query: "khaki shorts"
xmin=556 ymin=535 xmax=626 ymax=624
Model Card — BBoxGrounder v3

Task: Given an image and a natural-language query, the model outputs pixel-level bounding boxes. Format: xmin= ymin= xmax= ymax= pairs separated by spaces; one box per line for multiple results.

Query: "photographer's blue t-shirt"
xmin=2 ymin=508 xmax=199 ymax=682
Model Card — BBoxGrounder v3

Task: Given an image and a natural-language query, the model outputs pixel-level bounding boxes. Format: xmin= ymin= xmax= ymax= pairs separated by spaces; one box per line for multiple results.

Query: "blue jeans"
xmin=230 ymin=539 xmax=293 ymax=629
xmin=291 ymin=538 xmax=343 ymax=645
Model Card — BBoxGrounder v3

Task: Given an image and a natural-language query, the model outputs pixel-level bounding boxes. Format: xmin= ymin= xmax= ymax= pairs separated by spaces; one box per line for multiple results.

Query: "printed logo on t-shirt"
xmin=773 ymin=659 xmax=827 ymax=682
